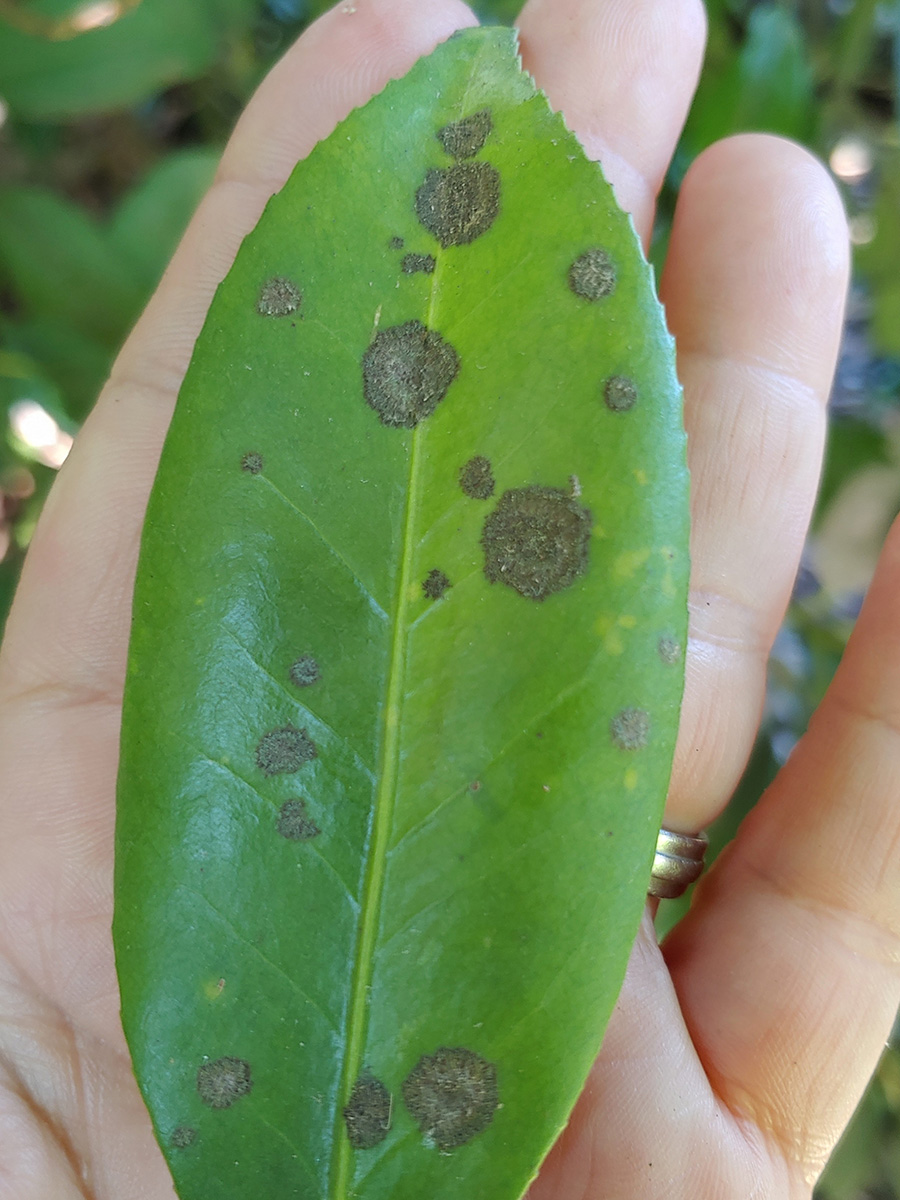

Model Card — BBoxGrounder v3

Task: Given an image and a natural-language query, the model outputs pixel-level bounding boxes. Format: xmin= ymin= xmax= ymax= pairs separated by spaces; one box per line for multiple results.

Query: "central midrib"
xmin=329 ymin=262 xmax=443 ymax=1199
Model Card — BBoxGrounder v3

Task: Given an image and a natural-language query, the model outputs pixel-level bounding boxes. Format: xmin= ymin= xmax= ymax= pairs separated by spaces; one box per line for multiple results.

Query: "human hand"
xmin=0 ymin=1 xmax=871 ymax=1196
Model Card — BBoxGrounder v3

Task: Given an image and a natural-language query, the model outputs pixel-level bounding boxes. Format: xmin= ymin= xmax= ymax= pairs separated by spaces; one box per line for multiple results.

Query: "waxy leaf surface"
xmin=115 ymin=27 xmax=690 ymax=1200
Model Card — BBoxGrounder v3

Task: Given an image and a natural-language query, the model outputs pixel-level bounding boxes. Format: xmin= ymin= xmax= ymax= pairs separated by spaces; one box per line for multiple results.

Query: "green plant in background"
xmin=0 ymin=0 xmax=899 ymax=1195
xmin=114 ymin=29 xmax=690 ymax=1198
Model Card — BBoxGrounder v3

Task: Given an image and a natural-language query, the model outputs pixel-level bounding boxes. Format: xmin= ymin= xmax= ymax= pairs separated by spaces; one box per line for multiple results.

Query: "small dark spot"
xmin=469 ymin=780 xmax=482 ymax=792
xmin=459 ymin=455 xmax=495 ymax=500
xmin=402 ymin=1046 xmax=498 ymax=1151
xmin=423 ymin=569 xmax=451 ymax=600
xmin=343 ymin=1071 xmax=392 ymax=1149
xmin=437 ymin=109 xmax=493 ymax=159
xmin=610 ymin=708 xmax=650 ymax=751
xmin=401 ymin=252 xmax=436 ymax=275
xmin=658 ymin=636 xmax=681 ymax=665
xmin=362 ymin=320 xmax=460 ymax=429
xmin=197 ymin=1057 xmax=252 ymax=1109
xmin=256 ymin=726 xmax=317 ymax=776
xmin=241 ymin=451 xmax=264 ymax=475
xmin=568 ymin=248 xmax=617 ymax=301
xmin=277 ymin=799 xmax=320 ymax=842
xmin=605 ymin=376 xmax=638 ymax=413
xmin=389 ymin=236 xmax=405 ymax=250
xmin=482 ymin=486 xmax=592 ymax=601
xmin=416 ymin=163 xmax=501 ymax=248
xmin=257 ymin=276 xmax=301 ymax=317
xmin=171 ymin=1126 xmax=196 ymax=1149
xmin=290 ymin=654 xmax=320 ymax=687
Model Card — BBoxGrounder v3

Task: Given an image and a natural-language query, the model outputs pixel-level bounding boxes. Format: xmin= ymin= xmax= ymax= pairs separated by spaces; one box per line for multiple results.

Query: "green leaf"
xmin=110 ymin=149 xmax=221 ymax=291
xmin=857 ymin=149 xmax=900 ymax=357
xmin=0 ymin=185 xmax=144 ymax=346
xmin=115 ymin=27 xmax=689 ymax=1200
xmin=0 ymin=0 xmax=258 ymax=120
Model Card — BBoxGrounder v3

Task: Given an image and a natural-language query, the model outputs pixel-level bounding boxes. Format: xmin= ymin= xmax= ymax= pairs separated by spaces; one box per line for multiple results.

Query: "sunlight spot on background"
xmin=850 ymin=213 xmax=877 ymax=245
xmin=829 ymin=136 xmax=873 ymax=183
xmin=71 ymin=1 xmax=123 ymax=32
xmin=9 ymin=401 xmax=74 ymax=469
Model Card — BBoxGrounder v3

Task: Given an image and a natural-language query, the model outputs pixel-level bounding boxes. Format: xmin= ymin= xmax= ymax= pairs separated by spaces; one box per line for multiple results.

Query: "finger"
xmin=0 ymin=0 xmax=477 ymax=1031
xmin=660 ymin=134 xmax=849 ymax=833
xmin=515 ymin=0 xmax=707 ymax=240
xmin=0 ymin=0 xmax=477 ymax=709
xmin=666 ymin=512 xmax=900 ymax=1183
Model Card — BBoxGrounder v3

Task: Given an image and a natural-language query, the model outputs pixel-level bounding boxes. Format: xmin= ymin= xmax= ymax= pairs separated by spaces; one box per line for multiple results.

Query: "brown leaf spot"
xmin=343 ymin=1071 xmax=392 ymax=1149
xmin=256 ymin=726 xmax=317 ymax=776
xmin=437 ymin=109 xmax=493 ymax=159
xmin=402 ymin=1046 xmax=498 ymax=1151
xmin=256 ymin=276 xmax=300 ymax=316
xmin=459 ymin=455 xmax=495 ymax=500
xmin=416 ymin=163 xmax=500 ymax=248
xmin=568 ymin=248 xmax=616 ymax=301
xmin=362 ymin=321 xmax=459 ymax=429
xmin=482 ymin=486 xmax=592 ymax=601
xmin=197 ymin=1057 xmax=252 ymax=1109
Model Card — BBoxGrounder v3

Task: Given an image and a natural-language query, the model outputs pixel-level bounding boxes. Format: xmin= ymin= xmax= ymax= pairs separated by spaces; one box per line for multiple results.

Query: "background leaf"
xmin=115 ymin=27 xmax=690 ymax=1200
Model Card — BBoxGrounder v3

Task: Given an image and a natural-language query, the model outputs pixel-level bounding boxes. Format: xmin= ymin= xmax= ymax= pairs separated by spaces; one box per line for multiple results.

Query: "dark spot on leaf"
xmin=437 ymin=109 xmax=493 ymax=159
xmin=343 ymin=1071 xmax=392 ymax=1149
xmin=605 ymin=376 xmax=638 ymax=413
xmin=416 ymin=163 xmax=501 ymax=248
xmin=402 ymin=1046 xmax=499 ymax=1151
xmin=257 ymin=276 xmax=301 ymax=316
xmin=241 ymin=451 xmax=263 ymax=474
xmin=362 ymin=320 xmax=459 ymax=429
xmin=482 ymin=486 xmax=592 ymax=601
xmin=423 ymin=569 xmax=451 ymax=600
xmin=197 ymin=1057 xmax=252 ymax=1109
xmin=469 ymin=780 xmax=482 ymax=792
xmin=256 ymin=726 xmax=317 ymax=776
xmin=610 ymin=708 xmax=650 ymax=751
xmin=402 ymin=252 xmax=436 ymax=275
xmin=277 ymin=799 xmax=320 ymax=842
xmin=568 ymin=248 xmax=616 ymax=301
xmin=290 ymin=654 xmax=320 ymax=687
xmin=389 ymin=236 xmax=405 ymax=250
xmin=171 ymin=1126 xmax=196 ymax=1149
xmin=658 ymin=636 xmax=681 ymax=665
xmin=459 ymin=455 xmax=495 ymax=500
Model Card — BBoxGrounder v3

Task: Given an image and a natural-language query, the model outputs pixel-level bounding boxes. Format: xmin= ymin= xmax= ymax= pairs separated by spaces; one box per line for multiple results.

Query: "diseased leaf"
xmin=115 ymin=27 xmax=690 ymax=1200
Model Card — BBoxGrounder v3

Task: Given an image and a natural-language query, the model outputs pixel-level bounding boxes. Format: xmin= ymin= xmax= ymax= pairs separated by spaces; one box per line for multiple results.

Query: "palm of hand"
xmin=0 ymin=2 xmax=889 ymax=1197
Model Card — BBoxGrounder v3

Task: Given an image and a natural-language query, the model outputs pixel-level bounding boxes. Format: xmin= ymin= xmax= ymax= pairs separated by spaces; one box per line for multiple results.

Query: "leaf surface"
xmin=115 ymin=28 xmax=689 ymax=1200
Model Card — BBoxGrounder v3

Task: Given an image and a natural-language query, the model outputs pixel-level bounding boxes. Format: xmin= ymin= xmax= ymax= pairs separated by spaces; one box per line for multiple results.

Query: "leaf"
xmin=115 ymin=27 xmax=689 ymax=1200
xmin=109 ymin=149 xmax=221 ymax=292
xmin=0 ymin=0 xmax=257 ymax=120
xmin=0 ymin=186 xmax=144 ymax=346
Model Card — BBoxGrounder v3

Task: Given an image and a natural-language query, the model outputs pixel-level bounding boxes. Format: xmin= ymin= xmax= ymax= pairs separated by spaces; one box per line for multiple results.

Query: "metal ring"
xmin=648 ymin=828 xmax=708 ymax=900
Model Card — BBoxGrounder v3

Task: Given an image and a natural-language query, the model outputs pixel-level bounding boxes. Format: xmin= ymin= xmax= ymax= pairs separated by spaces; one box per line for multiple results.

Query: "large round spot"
xmin=568 ymin=248 xmax=617 ymax=301
xmin=362 ymin=321 xmax=460 ymax=429
xmin=402 ymin=1046 xmax=498 ymax=1151
xmin=415 ymin=163 xmax=501 ymax=248
xmin=277 ymin=799 xmax=320 ymax=842
xmin=610 ymin=707 xmax=650 ymax=751
xmin=256 ymin=726 xmax=317 ymax=776
xmin=459 ymin=455 xmax=495 ymax=500
xmin=437 ymin=109 xmax=493 ymax=159
xmin=197 ymin=1056 xmax=252 ymax=1109
xmin=343 ymin=1072 xmax=393 ymax=1150
xmin=481 ymin=486 xmax=592 ymax=601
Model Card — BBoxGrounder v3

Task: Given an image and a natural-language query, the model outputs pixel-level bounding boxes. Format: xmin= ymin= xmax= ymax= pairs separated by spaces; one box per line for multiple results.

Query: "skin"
xmin=0 ymin=0 xmax=888 ymax=1195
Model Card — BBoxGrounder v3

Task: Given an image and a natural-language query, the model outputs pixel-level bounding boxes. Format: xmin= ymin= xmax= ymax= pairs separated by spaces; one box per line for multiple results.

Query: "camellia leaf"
xmin=115 ymin=26 xmax=690 ymax=1200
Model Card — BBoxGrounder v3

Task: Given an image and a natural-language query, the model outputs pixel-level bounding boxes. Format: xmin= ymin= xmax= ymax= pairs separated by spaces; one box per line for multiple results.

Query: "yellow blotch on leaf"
xmin=624 ymin=768 xmax=638 ymax=791
xmin=614 ymin=548 xmax=651 ymax=580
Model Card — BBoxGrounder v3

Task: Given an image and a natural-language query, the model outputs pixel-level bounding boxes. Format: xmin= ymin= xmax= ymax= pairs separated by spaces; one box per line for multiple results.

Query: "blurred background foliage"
xmin=0 ymin=0 xmax=897 ymax=1193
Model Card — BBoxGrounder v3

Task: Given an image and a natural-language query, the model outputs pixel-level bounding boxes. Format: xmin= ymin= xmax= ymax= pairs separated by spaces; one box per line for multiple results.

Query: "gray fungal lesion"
xmin=459 ymin=455 xmax=495 ymax=500
xmin=256 ymin=276 xmax=301 ymax=317
xmin=241 ymin=451 xmax=263 ymax=474
xmin=256 ymin=726 xmax=317 ymax=776
xmin=401 ymin=252 xmax=436 ymax=275
xmin=568 ymin=248 xmax=617 ymax=301
xmin=171 ymin=1126 xmax=196 ymax=1149
xmin=290 ymin=655 xmax=320 ymax=687
xmin=422 ymin=569 xmax=451 ymax=600
xmin=343 ymin=1071 xmax=393 ymax=1149
xmin=196 ymin=1056 xmax=253 ymax=1109
xmin=610 ymin=707 xmax=650 ymax=751
xmin=604 ymin=376 xmax=638 ymax=413
xmin=277 ymin=798 xmax=320 ymax=842
xmin=481 ymin=485 xmax=592 ymax=601
xmin=658 ymin=636 xmax=681 ymax=665
xmin=415 ymin=163 xmax=501 ymax=248
xmin=362 ymin=320 xmax=460 ymax=429
xmin=402 ymin=1046 xmax=499 ymax=1151
xmin=389 ymin=236 xmax=405 ymax=250
xmin=437 ymin=109 xmax=493 ymax=160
